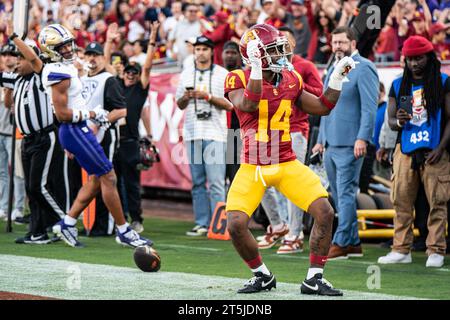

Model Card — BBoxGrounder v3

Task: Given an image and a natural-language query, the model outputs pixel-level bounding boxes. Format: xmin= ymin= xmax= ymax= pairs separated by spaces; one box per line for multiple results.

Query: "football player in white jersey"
xmin=38 ymin=24 xmax=153 ymax=248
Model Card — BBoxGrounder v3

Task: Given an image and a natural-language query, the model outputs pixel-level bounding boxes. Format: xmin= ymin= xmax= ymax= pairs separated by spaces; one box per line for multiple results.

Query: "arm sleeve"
xmin=356 ymin=63 xmax=379 ymax=142
xmin=0 ymin=72 xmax=18 ymax=89
xmin=104 ymin=77 xmax=126 ymax=111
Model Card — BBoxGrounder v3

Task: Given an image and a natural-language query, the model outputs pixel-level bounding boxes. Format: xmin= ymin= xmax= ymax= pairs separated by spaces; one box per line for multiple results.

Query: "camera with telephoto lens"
xmin=196 ymin=110 xmax=212 ymax=120
xmin=137 ymin=137 xmax=160 ymax=171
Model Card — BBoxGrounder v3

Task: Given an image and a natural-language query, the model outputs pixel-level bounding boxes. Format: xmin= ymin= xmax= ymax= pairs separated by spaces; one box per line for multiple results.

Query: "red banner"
xmin=141 ymin=73 xmax=192 ymax=191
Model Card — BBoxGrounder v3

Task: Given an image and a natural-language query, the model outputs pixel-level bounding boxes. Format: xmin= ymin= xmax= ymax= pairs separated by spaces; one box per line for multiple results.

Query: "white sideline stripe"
xmin=157 ymin=244 xmax=222 ymax=252
xmin=272 ymin=254 xmax=374 ymax=265
xmin=0 ymin=254 xmax=423 ymax=300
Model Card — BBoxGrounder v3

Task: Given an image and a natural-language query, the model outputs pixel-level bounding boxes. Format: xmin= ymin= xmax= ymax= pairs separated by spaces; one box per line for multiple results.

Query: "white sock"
xmin=251 ymin=263 xmax=271 ymax=276
xmin=64 ymin=215 xmax=77 ymax=226
xmin=117 ymin=223 xmax=129 ymax=234
xmin=307 ymin=268 xmax=323 ymax=280
xmin=272 ymin=223 xmax=285 ymax=233
xmin=285 ymin=234 xmax=297 ymax=241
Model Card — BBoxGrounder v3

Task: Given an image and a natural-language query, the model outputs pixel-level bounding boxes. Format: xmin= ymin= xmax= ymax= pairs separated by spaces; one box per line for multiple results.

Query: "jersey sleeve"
xmin=224 ymin=69 xmax=247 ymax=100
xmin=291 ymin=70 xmax=304 ymax=100
xmin=42 ymin=63 xmax=73 ymax=88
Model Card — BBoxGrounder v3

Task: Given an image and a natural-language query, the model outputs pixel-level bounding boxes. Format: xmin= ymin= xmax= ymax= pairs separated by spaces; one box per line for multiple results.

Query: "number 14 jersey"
xmin=224 ymin=69 xmax=304 ymax=165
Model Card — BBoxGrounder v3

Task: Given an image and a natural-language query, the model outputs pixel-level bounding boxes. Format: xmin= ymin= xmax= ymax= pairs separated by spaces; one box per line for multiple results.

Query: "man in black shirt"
xmin=111 ymin=23 xmax=158 ymax=233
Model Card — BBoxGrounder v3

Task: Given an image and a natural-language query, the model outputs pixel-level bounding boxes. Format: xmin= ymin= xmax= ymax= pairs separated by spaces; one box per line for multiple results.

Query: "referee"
xmin=1 ymin=30 xmax=68 ymax=243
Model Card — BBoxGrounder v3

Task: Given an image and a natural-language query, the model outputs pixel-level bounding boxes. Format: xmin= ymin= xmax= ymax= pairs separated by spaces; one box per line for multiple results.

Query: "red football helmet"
xmin=239 ymin=24 xmax=290 ymax=73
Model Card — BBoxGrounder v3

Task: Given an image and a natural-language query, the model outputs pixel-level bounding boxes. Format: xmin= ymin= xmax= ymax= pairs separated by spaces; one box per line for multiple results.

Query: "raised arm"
xmin=141 ymin=21 xmax=160 ymax=89
xmin=104 ymin=23 xmax=121 ymax=75
xmin=297 ymin=56 xmax=356 ymax=116
xmin=228 ymin=40 xmax=263 ymax=113
xmin=6 ymin=19 xmax=42 ymax=74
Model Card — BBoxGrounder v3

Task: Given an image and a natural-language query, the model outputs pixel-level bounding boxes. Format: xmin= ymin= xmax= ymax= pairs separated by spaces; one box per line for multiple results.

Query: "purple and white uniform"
xmin=42 ymin=62 xmax=112 ymax=177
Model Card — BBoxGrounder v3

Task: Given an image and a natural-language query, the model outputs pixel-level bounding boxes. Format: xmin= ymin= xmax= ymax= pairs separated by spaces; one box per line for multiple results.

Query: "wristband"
xmin=72 ymin=109 xmax=81 ymax=123
xmin=204 ymin=93 xmax=212 ymax=102
xmin=319 ymin=94 xmax=336 ymax=110
xmin=244 ymin=88 xmax=262 ymax=102
xmin=396 ymin=119 xmax=403 ymax=128
xmin=9 ymin=33 xmax=18 ymax=41
xmin=249 ymin=65 xmax=262 ymax=80
xmin=81 ymin=110 xmax=90 ymax=121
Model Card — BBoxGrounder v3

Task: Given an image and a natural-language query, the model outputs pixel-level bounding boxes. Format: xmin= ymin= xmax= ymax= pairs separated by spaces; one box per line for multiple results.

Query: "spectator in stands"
xmin=202 ymin=11 xmax=237 ymax=66
xmin=279 ymin=0 xmax=312 ymax=58
xmin=378 ymin=36 xmax=450 ymax=268
xmin=175 ymin=36 xmax=232 ymax=236
xmin=313 ymin=27 xmax=378 ymax=260
xmin=130 ymin=40 xmax=148 ymax=66
xmin=167 ymin=3 xmax=202 ymax=65
xmin=310 ymin=9 xmax=334 ymax=64
xmin=430 ymin=22 xmax=450 ymax=60
xmin=159 ymin=0 xmax=184 ymax=42
xmin=258 ymin=0 xmax=285 ymax=28
xmin=374 ymin=14 xmax=398 ymax=62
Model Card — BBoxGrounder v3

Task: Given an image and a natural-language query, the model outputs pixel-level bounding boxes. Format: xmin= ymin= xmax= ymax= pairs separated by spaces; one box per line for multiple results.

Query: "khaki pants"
xmin=391 ymin=144 xmax=450 ymax=255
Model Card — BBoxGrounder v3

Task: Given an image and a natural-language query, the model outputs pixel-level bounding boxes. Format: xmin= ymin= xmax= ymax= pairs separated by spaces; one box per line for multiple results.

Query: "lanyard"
xmin=193 ymin=65 xmax=214 ymax=113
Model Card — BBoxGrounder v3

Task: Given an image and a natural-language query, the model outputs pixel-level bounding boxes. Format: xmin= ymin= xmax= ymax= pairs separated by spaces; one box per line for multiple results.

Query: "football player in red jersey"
xmin=224 ymin=24 xmax=355 ymax=296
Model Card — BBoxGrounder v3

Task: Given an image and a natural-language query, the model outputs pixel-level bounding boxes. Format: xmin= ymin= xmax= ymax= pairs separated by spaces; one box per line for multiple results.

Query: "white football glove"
xmin=92 ymin=105 xmax=111 ymax=128
xmin=246 ymin=39 xmax=263 ymax=80
xmin=328 ymin=56 xmax=357 ymax=91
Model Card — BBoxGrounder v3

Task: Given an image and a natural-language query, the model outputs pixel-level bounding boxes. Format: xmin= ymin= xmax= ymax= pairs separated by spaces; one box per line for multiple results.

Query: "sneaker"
xmin=347 ymin=244 xmax=364 ymax=257
xmin=257 ymin=224 xmax=289 ymax=249
xmin=426 ymin=253 xmax=444 ymax=268
xmin=14 ymin=215 xmax=30 ymax=225
xmin=377 ymin=251 xmax=412 ymax=264
xmin=116 ymin=227 xmax=153 ymax=248
xmin=11 ymin=209 xmax=24 ymax=221
xmin=301 ymin=274 xmax=343 ymax=296
xmin=15 ymin=233 xmax=51 ymax=244
xmin=186 ymin=225 xmax=208 ymax=236
xmin=52 ymin=220 xmax=84 ymax=248
xmin=327 ymin=244 xmax=348 ymax=260
xmin=237 ymin=272 xmax=276 ymax=294
xmin=130 ymin=221 xmax=144 ymax=234
xmin=277 ymin=236 xmax=304 ymax=254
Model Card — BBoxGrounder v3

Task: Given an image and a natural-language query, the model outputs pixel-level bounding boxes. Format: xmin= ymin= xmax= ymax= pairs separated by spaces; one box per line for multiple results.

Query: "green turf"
xmin=0 ymin=218 xmax=449 ymax=299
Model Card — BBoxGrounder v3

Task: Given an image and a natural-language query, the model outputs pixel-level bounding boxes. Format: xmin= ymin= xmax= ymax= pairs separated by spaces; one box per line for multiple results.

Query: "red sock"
xmin=310 ymin=254 xmax=328 ymax=267
xmin=245 ymin=255 xmax=263 ymax=269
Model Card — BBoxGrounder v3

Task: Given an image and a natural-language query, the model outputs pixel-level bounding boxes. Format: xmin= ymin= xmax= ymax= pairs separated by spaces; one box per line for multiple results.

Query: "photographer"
xmin=378 ymin=36 xmax=450 ymax=268
xmin=176 ymin=36 xmax=232 ymax=237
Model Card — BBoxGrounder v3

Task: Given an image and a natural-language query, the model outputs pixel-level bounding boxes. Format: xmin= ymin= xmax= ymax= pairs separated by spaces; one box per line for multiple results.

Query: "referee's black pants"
xmin=89 ymin=125 xmax=119 ymax=236
xmin=22 ymin=127 xmax=67 ymax=235
xmin=114 ymin=138 xmax=142 ymax=224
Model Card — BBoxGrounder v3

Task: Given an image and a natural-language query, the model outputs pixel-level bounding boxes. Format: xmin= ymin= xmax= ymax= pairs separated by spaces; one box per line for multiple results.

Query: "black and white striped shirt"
xmin=0 ymin=71 xmax=53 ymax=136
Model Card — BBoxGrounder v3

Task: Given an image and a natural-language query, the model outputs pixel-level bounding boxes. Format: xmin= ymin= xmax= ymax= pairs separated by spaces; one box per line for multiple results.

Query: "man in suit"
xmin=312 ymin=26 xmax=378 ymax=260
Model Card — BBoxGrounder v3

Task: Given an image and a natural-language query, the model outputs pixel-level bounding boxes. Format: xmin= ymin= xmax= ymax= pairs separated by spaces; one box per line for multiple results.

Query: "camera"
xmin=196 ymin=110 xmax=212 ymax=120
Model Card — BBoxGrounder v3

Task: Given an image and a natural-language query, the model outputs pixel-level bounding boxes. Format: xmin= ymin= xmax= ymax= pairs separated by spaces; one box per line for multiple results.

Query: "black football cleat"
xmin=237 ymin=272 xmax=276 ymax=294
xmin=300 ymin=274 xmax=343 ymax=296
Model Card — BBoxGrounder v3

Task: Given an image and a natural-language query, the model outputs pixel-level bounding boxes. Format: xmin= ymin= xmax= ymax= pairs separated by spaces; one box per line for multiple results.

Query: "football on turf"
xmin=133 ymin=246 xmax=161 ymax=272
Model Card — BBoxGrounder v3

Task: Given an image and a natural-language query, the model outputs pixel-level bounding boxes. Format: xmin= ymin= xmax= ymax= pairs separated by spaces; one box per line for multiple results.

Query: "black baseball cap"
xmin=84 ymin=42 xmax=104 ymax=55
xmin=124 ymin=62 xmax=142 ymax=74
xmin=193 ymin=36 xmax=214 ymax=49
xmin=1 ymin=43 xmax=18 ymax=56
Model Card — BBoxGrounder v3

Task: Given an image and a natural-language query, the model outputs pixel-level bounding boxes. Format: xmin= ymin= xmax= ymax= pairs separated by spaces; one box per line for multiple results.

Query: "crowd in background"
xmin=0 ymin=0 xmax=449 ymax=69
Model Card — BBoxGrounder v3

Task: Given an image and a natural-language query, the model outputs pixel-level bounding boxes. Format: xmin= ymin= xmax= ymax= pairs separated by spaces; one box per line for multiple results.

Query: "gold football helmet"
xmin=38 ymin=24 xmax=75 ymax=63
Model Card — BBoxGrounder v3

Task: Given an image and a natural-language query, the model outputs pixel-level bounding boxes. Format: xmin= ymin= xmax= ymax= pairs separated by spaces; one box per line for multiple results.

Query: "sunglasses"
xmin=125 ymin=70 xmax=139 ymax=75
